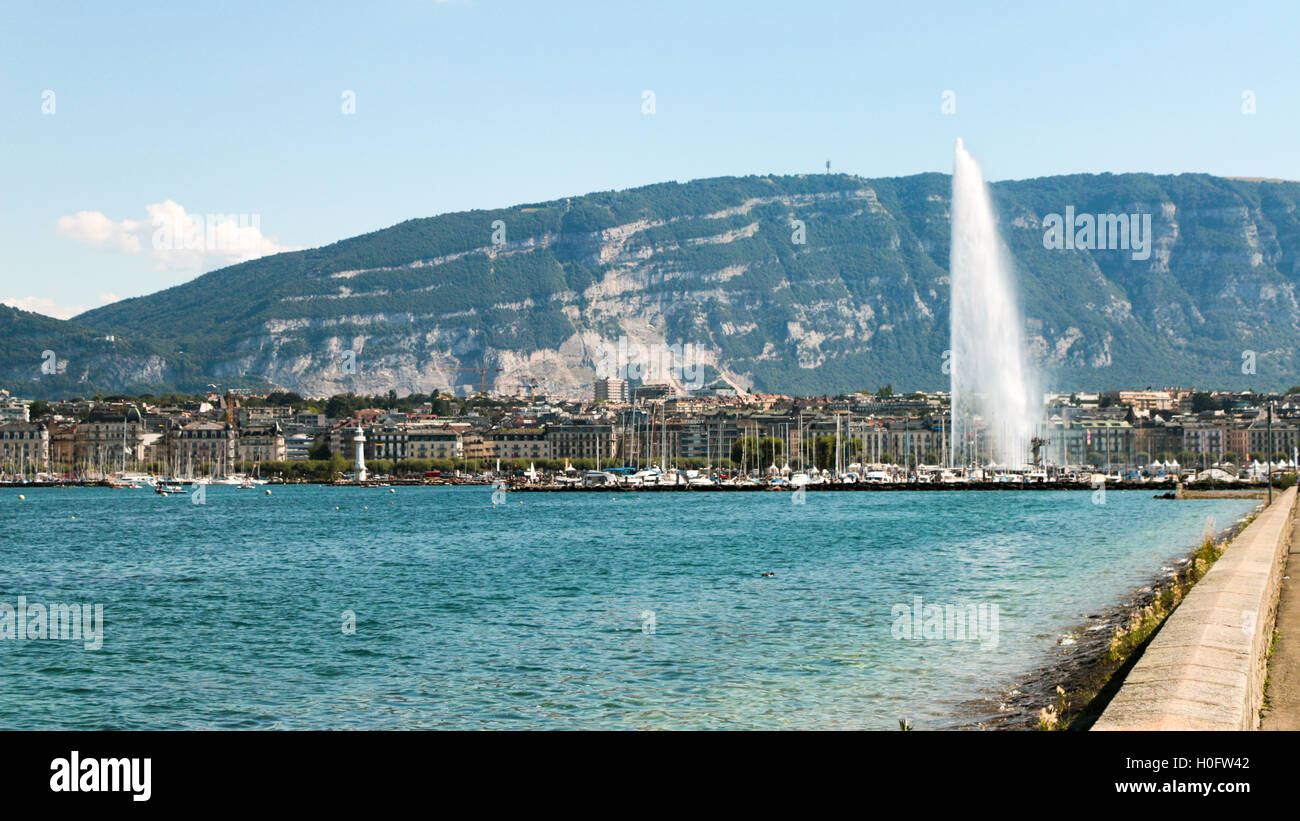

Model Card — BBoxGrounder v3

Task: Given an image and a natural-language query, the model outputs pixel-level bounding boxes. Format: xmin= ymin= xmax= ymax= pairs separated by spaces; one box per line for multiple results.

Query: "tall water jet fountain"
xmin=949 ymin=139 xmax=1039 ymax=468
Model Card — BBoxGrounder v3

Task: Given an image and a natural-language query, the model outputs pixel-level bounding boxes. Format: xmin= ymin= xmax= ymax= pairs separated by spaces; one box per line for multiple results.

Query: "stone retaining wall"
xmin=1093 ymin=486 xmax=1298 ymax=730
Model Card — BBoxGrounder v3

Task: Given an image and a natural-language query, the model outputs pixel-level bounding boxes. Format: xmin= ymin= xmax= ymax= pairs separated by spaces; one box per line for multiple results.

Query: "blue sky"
xmin=2 ymin=0 xmax=1297 ymax=318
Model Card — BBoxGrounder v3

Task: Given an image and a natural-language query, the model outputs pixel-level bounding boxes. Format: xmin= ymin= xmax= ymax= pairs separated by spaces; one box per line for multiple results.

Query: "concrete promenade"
xmin=1093 ymin=485 xmax=1298 ymax=731
xmin=1261 ymin=495 xmax=1300 ymax=730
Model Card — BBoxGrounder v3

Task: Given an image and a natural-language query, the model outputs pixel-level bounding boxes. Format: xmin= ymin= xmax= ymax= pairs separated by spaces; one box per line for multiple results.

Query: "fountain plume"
xmin=949 ymin=139 xmax=1039 ymax=468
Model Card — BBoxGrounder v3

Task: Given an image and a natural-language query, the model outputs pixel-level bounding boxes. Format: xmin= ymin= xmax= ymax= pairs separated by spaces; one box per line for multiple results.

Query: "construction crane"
xmin=451 ymin=365 xmax=503 ymax=396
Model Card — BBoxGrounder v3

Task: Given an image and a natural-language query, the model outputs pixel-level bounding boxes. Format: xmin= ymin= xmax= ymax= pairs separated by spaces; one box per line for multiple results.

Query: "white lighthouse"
xmin=352 ymin=426 xmax=368 ymax=482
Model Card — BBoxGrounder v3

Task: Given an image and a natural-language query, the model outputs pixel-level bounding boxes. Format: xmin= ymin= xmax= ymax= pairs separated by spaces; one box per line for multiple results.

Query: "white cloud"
xmin=1 ymin=293 xmax=117 ymax=320
xmin=56 ymin=210 xmax=143 ymax=253
xmin=55 ymin=200 xmax=301 ymax=276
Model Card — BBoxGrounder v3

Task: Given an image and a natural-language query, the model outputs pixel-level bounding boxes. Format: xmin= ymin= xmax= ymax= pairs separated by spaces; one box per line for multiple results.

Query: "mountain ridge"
xmin=4 ymin=170 xmax=1298 ymax=399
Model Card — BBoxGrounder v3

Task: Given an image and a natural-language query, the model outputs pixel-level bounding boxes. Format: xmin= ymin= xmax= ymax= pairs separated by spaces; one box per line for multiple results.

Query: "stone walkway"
xmin=1093 ymin=487 xmax=1296 ymax=730
xmin=1261 ymin=497 xmax=1300 ymax=730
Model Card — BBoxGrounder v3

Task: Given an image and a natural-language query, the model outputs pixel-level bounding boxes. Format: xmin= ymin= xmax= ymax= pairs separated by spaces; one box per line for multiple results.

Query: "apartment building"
xmin=235 ymin=423 xmax=287 ymax=463
xmin=0 ymin=422 xmax=49 ymax=468
xmin=546 ymin=423 xmax=615 ymax=461
xmin=594 ymin=378 xmax=629 ymax=404
xmin=492 ymin=429 xmax=551 ymax=460
xmin=171 ymin=422 xmax=236 ymax=471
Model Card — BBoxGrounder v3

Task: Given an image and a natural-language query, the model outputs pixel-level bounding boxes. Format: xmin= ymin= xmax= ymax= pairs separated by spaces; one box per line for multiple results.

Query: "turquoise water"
xmin=0 ymin=486 xmax=1260 ymax=729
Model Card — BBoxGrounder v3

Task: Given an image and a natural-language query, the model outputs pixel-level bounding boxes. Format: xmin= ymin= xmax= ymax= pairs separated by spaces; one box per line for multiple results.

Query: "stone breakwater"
xmin=509 ymin=481 xmax=1270 ymax=493
xmin=1092 ymin=485 xmax=1298 ymax=730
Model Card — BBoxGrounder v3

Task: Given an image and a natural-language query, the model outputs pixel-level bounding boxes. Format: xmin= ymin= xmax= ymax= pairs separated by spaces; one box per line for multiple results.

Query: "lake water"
xmin=0 ymin=486 xmax=1260 ymax=729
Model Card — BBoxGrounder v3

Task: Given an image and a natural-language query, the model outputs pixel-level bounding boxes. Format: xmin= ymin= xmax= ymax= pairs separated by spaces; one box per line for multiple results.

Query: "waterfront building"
xmin=0 ymin=392 xmax=30 ymax=423
xmin=663 ymin=397 xmax=712 ymax=415
xmin=632 ymin=384 xmax=672 ymax=403
xmin=629 ymin=417 xmax=723 ymax=465
xmin=461 ymin=431 xmax=491 ymax=461
xmin=546 ymin=423 xmax=615 ymax=461
xmin=1132 ymin=420 xmax=1185 ymax=463
xmin=1104 ymin=390 xmax=1176 ymax=411
xmin=877 ymin=417 xmax=949 ymax=465
xmin=330 ymin=420 xmax=488 ymax=464
xmin=1181 ymin=421 xmax=1227 ymax=460
xmin=1041 ymin=413 xmax=1138 ymax=468
xmin=492 ymin=429 xmax=551 ymax=460
xmin=2 ymin=387 xmax=1296 ymax=478
xmin=849 ymin=394 xmax=944 ymax=415
xmin=327 ymin=419 xmax=374 ymax=458
xmin=1227 ymin=424 xmax=1251 ymax=460
xmin=0 ymin=422 xmax=49 ymax=470
xmin=367 ymin=424 xmax=408 ymax=460
xmin=594 ymin=377 xmax=629 ymax=404
xmin=406 ymin=428 xmax=463 ymax=460
xmin=239 ymin=406 xmax=295 ymax=426
xmin=294 ymin=411 xmax=328 ymax=429
xmin=171 ymin=421 xmax=236 ymax=473
xmin=285 ymin=433 xmax=315 ymax=461
xmin=672 ymin=419 xmax=713 ymax=461
xmin=50 ymin=424 xmax=77 ymax=468
xmin=142 ymin=433 xmax=169 ymax=467
xmin=1073 ymin=419 xmax=1133 ymax=467
xmin=1239 ymin=417 xmax=1300 ymax=459
xmin=235 ymin=423 xmax=287 ymax=463
xmin=73 ymin=410 xmax=146 ymax=469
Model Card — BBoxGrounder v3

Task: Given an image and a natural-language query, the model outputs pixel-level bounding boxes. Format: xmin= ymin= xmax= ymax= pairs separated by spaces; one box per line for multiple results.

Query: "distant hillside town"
xmin=1 ymin=380 xmax=1298 ymax=486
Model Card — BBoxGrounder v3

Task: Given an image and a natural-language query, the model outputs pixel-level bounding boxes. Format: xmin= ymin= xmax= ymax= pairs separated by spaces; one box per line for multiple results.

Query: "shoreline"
xmin=505 ymin=480 xmax=1267 ymax=493
xmin=952 ymin=508 xmax=1264 ymax=730
xmin=2 ymin=479 xmax=1275 ymax=493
